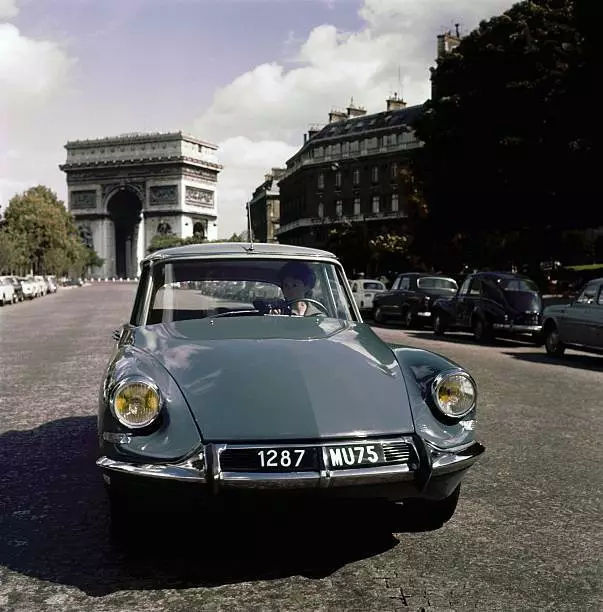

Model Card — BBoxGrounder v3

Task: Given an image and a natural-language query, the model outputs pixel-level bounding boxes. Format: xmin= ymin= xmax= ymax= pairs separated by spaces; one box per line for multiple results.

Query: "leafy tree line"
xmin=0 ymin=186 xmax=103 ymax=276
xmin=405 ymin=0 xmax=595 ymax=273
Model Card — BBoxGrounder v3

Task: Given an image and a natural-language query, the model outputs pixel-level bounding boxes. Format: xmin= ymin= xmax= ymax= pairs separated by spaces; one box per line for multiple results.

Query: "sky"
xmin=0 ymin=0 xmax=515 ymax=237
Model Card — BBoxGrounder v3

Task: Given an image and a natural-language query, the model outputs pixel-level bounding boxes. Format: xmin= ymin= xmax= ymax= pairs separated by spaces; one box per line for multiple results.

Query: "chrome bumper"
xmin=97 ymin=439 xmax=484 ymax=491
xmin=492 ymin=323 xmax=542 ymax=332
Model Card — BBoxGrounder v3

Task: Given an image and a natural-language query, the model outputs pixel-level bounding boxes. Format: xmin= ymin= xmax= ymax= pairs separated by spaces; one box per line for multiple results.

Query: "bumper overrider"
xmin=96 ymin=436 xmax=485 ymax=500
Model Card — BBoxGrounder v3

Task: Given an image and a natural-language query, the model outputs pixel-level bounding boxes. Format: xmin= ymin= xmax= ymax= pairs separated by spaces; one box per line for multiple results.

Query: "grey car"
xmin=97 ymin=242 xmax=485 ymax=538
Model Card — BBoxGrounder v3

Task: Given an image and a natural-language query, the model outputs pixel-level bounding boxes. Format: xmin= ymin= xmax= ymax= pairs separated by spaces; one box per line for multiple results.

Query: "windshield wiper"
xmin=209 ymin=309 xmax=261 ymax=319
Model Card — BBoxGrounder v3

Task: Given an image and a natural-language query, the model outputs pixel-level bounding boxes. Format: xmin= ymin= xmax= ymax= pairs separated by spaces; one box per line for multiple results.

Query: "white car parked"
xmin=350 ymin=278 xmax=387 ymax=312
xmin=0 ymin=276 xmax=17 ymax=305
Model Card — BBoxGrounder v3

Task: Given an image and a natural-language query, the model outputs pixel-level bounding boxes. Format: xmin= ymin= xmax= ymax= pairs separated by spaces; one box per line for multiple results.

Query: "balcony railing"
xmin=279 ymin=139 xmax=423 ymax=182
xmin=275 ymin=210 xmax=409 ymax=236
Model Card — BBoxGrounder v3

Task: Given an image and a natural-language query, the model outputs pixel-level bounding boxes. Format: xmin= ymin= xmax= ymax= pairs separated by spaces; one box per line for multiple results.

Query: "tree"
xmin=367 ymin=233 xmax=409 ymax=276
xmin=2 ymin=186 xmax=90 ymax=275
xmin=415 ymin=0 xmax=594 ymax=243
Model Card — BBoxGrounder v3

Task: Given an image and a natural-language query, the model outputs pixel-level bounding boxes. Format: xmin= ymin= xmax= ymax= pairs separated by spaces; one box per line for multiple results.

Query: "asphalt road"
xmin=0 ymin=284 xmax=601 ymax=612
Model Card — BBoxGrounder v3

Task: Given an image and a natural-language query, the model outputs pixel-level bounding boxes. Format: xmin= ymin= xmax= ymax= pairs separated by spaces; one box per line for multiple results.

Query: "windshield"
xmin=499 ymin=278 xmax=539 ymax=293
xmin=417 ymin=277 xmax=458 ymax=291
xmin=145 ymin=258 xmax=355 ymax=324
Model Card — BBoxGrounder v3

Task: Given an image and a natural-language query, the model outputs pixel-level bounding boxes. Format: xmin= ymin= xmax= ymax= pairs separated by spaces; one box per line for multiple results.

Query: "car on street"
xmin=542 ymin=277 xmax=603 ymax=357
xmin=349 ymin=278 xmax=387 ymax=313
xmin=97 ymin=242 xmax=485 ymax=539
xmin=372 ymin=272 xmax=458 ymax=328
xmin=431 ymin=271 xmax=544 ymax=343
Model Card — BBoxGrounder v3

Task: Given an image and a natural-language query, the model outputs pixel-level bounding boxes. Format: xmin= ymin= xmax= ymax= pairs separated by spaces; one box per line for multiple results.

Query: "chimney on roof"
xmin=307 ymin=126 xmax=321 ymax=139
xmin=437 ymin=27 xmax=462 ymax=59
xmin=328 ymin=109 xmax=347 ymax=123
xmin=386 ymin=93 xmax=407 ymax=111
xmin=346 ymin=97 xmax=366 ymax=118
xmin=271 ymin=168 xmax=285 ymax=179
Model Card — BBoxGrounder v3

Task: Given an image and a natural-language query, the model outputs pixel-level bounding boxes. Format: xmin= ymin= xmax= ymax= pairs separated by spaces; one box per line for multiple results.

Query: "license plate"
xmin=220 ymin=447 xmax=319 ymax=472
xmin=326 ymin=443 xmax=385 ymax=469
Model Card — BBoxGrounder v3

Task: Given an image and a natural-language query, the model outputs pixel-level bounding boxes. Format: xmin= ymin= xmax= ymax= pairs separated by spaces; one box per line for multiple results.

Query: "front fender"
xmin=99 ymin=345 xmax=203 ymax=463
xmin=389 ymin=344 xmax=478 ymax=450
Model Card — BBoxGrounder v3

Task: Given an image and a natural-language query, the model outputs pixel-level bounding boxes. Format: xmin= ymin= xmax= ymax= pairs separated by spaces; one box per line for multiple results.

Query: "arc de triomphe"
xmin=59 ymin=131 xmax=223 ymax=279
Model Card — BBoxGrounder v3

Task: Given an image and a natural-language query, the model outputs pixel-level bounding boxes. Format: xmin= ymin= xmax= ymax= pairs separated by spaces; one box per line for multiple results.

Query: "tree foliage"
xmin=1 ymin=186 xmax=99 ymax=275
xmin=414 ymin=0 xmax=594 ymax=241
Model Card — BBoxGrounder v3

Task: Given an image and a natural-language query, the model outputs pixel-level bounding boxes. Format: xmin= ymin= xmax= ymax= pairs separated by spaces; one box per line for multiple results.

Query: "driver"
xmin=274 ymin=261 xmax=318 ymax=316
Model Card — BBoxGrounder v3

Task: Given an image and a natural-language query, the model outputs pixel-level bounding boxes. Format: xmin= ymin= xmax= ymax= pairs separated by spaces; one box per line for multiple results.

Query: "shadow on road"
xmin=502 ymin=351 xmax=603 ymax=372
xmin=0 ymin=416 xmax=429 ymax=597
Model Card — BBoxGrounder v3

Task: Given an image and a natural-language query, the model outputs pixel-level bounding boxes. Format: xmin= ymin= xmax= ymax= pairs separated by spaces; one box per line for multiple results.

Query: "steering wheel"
xmin=286 ymin=298 xmax=329 ymax=316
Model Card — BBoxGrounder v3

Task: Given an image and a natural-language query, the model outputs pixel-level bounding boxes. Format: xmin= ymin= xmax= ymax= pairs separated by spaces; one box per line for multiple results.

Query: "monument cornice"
xmin=60 ymin=156 xmax=223 ymax=172
xmin=64 ymin=131 xmax=218 ymax=150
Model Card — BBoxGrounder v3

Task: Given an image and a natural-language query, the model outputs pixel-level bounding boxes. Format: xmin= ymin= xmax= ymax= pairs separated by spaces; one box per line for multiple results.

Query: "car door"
xmin=457 ymin=277 xmax=481 ymax=329
xmin=563 ymin=281 xmax=599 ymax=346
xmin=380 ymin=275 xmax=406 ymax=317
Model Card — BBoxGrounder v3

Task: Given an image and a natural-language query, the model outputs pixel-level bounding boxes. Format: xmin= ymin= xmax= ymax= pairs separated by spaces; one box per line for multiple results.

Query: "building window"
xmin=315 ymin=146 xmax=324 ymax=157
xmin=391 ymin=193 xmax=399 ymax=212
xmin=318 ymin=202 xmax=324 ymax=218
xmin=342 ymin=142 xmax=349 ymax=156
xmin=353 ymin=197 xmax=361 ymax=216
xmin=371 ymin=166 xmax=379 ymax=182
xmin=353 ymin=169 xmax=360 ymax=185
xmin=317 ymin=173 xmax=324 ymax=189
xmin=350 ymin=141 xmax=359 ymax=153
xmin=372 ymin=196 xmax=380 ymax=213
xmin=335 ymin=172 xmax=342 ymax=188
xmin=336 ymin=200 xmax=343 ymax=217
xmin=390 ymin=162 xmax=398 ymax=179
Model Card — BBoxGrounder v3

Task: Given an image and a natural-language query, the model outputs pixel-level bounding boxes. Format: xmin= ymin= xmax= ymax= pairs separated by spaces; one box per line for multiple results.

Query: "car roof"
xmin=143 ymin=241 xmax=338 ymax=263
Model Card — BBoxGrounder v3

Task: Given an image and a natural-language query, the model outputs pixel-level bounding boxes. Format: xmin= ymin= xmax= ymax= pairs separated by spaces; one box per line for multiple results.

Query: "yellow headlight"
xmin=111 ymin=379 xmax=162 ymax=428
xmin=432 ymin=371 xmax=476 ymax=418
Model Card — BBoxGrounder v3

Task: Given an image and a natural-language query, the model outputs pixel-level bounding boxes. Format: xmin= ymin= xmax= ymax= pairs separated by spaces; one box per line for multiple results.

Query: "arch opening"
xmin=193 ymin=221 xmax=206 ymax=239
xmin=107 ymin=189 xmax=143 ymax=278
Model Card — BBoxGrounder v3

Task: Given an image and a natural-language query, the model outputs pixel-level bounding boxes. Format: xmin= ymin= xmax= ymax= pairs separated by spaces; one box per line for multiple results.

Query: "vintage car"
xmin=97 ymin=243 xmax=484 ymax=537
xmin=372 ymin=272 xmax=458 ymax=328
xmin=542 ymin=277 xmax=603 ymax=357
xmin=431 ymin=271 xmax=543 ymax=343
xmin=349 ymin=278 xmax=387 ymax=313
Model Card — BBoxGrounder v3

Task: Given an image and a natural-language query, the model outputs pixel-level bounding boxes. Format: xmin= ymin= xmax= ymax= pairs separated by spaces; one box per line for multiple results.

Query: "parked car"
xmin=350 ymin=278 xmax=387 ymax=313
xmin=431 ymin=271 xmax=543 ymax=343
xmin=97 ymin=242 xmax=485 ymax=539
xmin=372 ymin=273 xmax=458 ymax=328
xmin=0 ymin=276 xmax=16 ymax=305
xmin=7 ymin=276 xmax=24 ymax=302
xmin=542 ymin=277 xmax=603 ymax=357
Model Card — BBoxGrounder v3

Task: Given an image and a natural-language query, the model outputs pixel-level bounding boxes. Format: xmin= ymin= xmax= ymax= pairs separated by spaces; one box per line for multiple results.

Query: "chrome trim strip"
xmin=220 ymin=472 xmax=321 ymax=489
xmin=327 ymin=463 xmax=413 ymax=487
xmin=492 ymin=323 xmax=542 ymax=332
xmin=96 ymin=455 xmax=205 ymax=482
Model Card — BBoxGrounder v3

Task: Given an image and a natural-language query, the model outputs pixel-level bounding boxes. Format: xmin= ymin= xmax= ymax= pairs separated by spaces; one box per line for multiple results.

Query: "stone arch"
xmin=106 ymin=187 xmax=143 ymax=279
xmin=192 ymin=221 xmax=206 ymax=238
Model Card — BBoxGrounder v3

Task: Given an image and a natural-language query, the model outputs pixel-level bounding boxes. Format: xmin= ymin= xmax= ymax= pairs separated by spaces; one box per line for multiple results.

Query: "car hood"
xmin=131 ymin=317 xmax=415 ymax=442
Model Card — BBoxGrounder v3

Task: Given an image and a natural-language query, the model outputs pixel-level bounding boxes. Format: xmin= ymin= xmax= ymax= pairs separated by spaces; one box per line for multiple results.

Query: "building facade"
xmin=59 ymin=132 xmax=222 ymax=278
xmin=276 ymin=96 xmax=424 ymax=251
xmin=248 ymin=168 xmax=285 ymax=243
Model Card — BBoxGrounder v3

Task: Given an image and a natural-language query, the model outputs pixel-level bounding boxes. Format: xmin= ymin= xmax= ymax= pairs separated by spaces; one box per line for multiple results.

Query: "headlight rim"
xmin=109 ymin=376 xmax=164 ymax=430
xmin=430 ymin=367 xmax=477 ymax=420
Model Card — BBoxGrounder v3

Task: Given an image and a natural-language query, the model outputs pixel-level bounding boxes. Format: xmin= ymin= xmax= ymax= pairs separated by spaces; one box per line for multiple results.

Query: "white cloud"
xmin=0 ymin=23 xmax=75 ymax=112
xmin=194 ymin=0 xmax=514 ymax=235
xmin=0 ymin=0 xmax=18 ymax=20
xmin=0 ymin=11 xmax=76 ymax=213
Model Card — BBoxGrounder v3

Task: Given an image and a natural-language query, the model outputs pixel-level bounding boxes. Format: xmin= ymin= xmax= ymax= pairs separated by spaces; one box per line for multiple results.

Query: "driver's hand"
xmin=292 ymin=301 xmax=307 ymax=316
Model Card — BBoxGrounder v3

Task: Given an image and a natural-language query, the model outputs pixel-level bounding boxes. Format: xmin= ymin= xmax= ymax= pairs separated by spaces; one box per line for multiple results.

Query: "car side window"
xmin=400 ymin=277 xmax=410 ymax=290
xmin=597 ymin=286 xmax=603 ymax=305
xmin=351 ymin=282 xmax=357 ymax=293
xmin=468 ymin=279 xmax=481 ymax=296
xmin=391 ymin=277 xmax=401 ymax=290
xmin=577 ymin=282 xmax=598 ymax=304
xmin=459 ymin=278 xmax=471 ymax=295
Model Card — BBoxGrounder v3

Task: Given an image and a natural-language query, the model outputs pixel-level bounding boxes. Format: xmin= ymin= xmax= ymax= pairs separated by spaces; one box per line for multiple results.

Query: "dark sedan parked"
xmin=431 ymin=272 xmax=544 ymax=343
xmin=372 ymin=273 xmax=458 ymax=328
xmin=542 ymin=277 xmax=603 ymax=357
